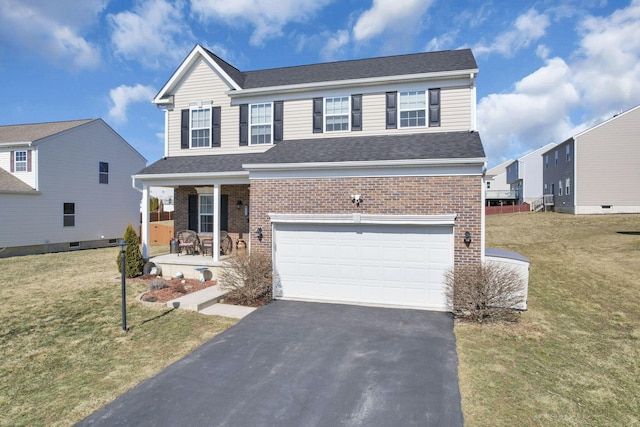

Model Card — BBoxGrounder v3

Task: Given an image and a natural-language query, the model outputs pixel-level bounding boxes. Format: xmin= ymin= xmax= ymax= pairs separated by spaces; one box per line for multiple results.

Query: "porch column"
xmin=213 ymin=184 xmax=220 ymax=262
xmin=141 ymin=183 xmax=150 ymax=259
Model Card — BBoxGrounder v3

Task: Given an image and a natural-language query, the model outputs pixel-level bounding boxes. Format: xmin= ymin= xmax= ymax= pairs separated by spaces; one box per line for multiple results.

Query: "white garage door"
xmin=273 ymin=222 xmax=454 ymax=310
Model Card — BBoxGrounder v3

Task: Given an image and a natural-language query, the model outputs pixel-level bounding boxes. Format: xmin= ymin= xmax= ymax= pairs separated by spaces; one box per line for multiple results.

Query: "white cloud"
xmin=108 ymin=0 xmax=194 ymax=69
xmin=572 ymin=0 xmax=640 ymax=116
xmin=320 ymin=30 xmax=350 ymax=61
xmin=478 ymin=58 xmax=580 ymax=164
xmin=0 ymin=0 xmax=103 ymax=69
xmin=108 ymin=84 xmax=157 ymax=124
xmin=352 ymin=0 xmax=434 ymax=42
xmin=191 ymin=0 xmax=333 ymax=47
xmin=478 ymin=1 xmax=640 ymax=167
xmin=425 ymin=31 xmax=458 ymax=52
xmin=474 ymin=8 xmax=550 ymax=57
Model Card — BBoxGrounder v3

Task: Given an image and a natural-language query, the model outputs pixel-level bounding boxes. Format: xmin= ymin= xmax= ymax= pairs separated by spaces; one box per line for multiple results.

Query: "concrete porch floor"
xmin=147 ymin=252 xmax=233 ymax=280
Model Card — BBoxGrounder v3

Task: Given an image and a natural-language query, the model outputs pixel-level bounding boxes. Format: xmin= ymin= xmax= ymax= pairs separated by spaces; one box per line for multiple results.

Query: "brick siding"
xmin=248 ymin=175 xmax=482 ymax=266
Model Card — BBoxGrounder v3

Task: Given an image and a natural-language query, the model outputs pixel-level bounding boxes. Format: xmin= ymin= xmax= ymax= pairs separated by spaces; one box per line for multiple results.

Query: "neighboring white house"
xmin=149 ymin=186 xmax=174 ymax=212
xmin=542 ymin=104 xmax=640 ymax=214
xmin=0 ymin=119 xmax=147 ymax=257
xmin=485 ymin=159 xmax=516 ymax=206
xmin=506 ymin=143 xmax=556 ymax=205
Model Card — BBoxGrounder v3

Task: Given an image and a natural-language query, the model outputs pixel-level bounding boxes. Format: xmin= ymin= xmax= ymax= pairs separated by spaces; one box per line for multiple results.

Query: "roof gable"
xmin=154 ymin=44 xmax=478 ymax=103
xmin=0 ymin=119 xmax=94 ymax=144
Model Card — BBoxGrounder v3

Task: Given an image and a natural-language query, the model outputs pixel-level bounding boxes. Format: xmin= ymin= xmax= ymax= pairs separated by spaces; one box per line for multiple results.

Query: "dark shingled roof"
xmin=0 ymin=167 xmax=36 ymax=192
xmin=136 ymin=152 xmax=266 ymax=175
xmin=136 ymin=132 xmax=485 ymax=176
xmin=255 ymin=131 xmax=485 ymax=164
xmin=203 ymin=49 xmax=477 ymax=90
xmin=0 ymin=119 xmax=94 ymax=143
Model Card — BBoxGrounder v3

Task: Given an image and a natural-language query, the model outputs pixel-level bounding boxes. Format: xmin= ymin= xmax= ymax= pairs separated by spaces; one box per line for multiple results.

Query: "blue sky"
xmin=1 ymin=0 xmax=639 ymax=168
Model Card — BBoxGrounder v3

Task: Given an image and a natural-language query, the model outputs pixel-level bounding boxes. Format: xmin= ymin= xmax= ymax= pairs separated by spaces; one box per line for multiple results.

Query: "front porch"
xmin=148 ymin=252 xmax=234 ymax=280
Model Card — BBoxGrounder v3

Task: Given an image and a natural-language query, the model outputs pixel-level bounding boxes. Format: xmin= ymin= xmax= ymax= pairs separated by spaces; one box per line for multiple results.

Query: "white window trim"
xmin=14 ymin=150 xmax=27 ymax=172
xmin=324 ymin=96 xmax=350 ymax=133
xmin=249 ymin=102 xmax=273 ymax=146
xmin=190 ymin=104 xmax=212 ymax=149
xmin=566 ymin=178 xmax=571 ymax=195
xmin=398 ymin=90 xmax=427 ymax=129
xmin=199 ymin=194 xmax=214 ymax=233
xmin=566 ymin=145 xmax=571 ymax=161
xmin=555 ymin=150 xmax=558 ymax=165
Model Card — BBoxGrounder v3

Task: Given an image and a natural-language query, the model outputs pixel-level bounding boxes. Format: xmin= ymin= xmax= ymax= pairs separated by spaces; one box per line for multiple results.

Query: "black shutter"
xmin=273 ymin=101 xmax=283 ymax=143
xmin=312 ymin=97 xmax=323 ymax=133
xmin=212 ymin=106 xmax=221 ymax=147
xmin=220 ymin=195 xmax=229 ymax=231
xmin=181 ymin=109 xmax=190 ymax=149
xmin=188 ymin=194 xmax=198 ymax=231
xmin=386 ymin=92 xmax=397 ymax=129
xmin=429 ymin=88 xmax=441 ymax=127
xmin=351 ymin=95 xmax=362 ymax=131
xmin=239 ymin=104 xmax=248 ymax=146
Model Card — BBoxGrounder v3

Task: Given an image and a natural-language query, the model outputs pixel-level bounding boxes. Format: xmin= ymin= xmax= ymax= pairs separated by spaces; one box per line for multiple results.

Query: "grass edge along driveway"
xmin=456 ymin=212 xmax=639 ymax=427
xmin=0 ymin=246 xmax=237 ymax=427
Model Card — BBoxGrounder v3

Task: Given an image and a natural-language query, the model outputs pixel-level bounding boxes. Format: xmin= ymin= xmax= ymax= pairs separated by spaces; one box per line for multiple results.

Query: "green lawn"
xmin=2 ymin=215 xmax=639 ymax=426
xmin=0 ymin=246 xmax=237 ymax=426
xmin=456 ymin=212 xmax=640 ymax=426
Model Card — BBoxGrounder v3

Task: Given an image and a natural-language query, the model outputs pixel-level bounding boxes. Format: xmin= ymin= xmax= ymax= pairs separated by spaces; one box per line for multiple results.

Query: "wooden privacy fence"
xmin=141 ymin=211 xmax=174 ymax=222
xmin=485 ymin=203 xmax=531 ymax=215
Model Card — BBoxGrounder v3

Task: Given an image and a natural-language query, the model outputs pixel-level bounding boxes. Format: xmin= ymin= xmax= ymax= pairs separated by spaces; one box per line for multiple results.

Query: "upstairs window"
xmin=555 ymin=150 xmax=558 ymax=165
xmin=63 ymin=203 xmax=75 ymax=227
xmin=545 ymin=155 xmax=549 ymax=168
xmin=566 ymin=145 xmax=571 ymax=162
xmin=190 ymin=106 xmax=211 ymax=148
xmin=14 ymin=150 xmax=27 ymax=172
xmin=250 ymin=103 xmax=272 ymax=145
xmin=99 ymin=162 xmax=109 ymax=184
xmin=325 ymin=97 xmax=349 ymax=132
xmin=399 ymin=91 xmax=426 ymax=128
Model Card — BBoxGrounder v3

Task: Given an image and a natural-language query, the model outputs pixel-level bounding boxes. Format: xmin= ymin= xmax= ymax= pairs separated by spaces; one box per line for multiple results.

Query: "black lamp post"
xmin=119 ymin=239 xmax=128 ymax=332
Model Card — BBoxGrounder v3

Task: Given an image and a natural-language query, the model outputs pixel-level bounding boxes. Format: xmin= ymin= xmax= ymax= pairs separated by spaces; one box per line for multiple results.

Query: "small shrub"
xmin=445 ymin=262 xmax=525 ymax=323
xmin=147 ymin=278 xmax=168 ymax=291
xmin=173 ymin=283 xmax=187 ymax=294
xmin=141 ymin=294 xmax=158 ymax=302
xmin=116 ymin=224 xmax=144 ymax=278
xmin=219 ymin=252 xmax=272 ymax=305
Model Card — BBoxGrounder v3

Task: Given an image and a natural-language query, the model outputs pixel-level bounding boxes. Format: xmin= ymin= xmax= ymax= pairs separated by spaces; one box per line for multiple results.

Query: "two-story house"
xmin=485 ymin=159 xmax=517 ymax=206
xmin=505 ymin=143 xmax=556 ymax=206
xmin=0 ymin=119 xmax=147 ymax=257
xmin=542 ymin=104 xmax=640 ymax=214
xmin=134 ymin=44 xmax=487 ymax=311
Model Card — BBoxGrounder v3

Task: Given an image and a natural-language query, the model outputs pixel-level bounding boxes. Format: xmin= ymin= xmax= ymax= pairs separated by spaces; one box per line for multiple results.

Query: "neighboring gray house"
xmin=542 ymin=104 xmax=640 ymax=214
xmin=133 ymin=44 xmax=487 ymax=311
xmin=0 ymin=119 xmax=147 ymax=257
xmin=506 ymin=143 xmax=556 ymax=205
xmin=485 ymin=159 xmax=516 ymax=206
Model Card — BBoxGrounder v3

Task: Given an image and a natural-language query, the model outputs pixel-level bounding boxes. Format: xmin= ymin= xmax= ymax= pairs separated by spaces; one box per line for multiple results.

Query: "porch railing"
xmin=486 ymin=190 xmax=518 ymax=199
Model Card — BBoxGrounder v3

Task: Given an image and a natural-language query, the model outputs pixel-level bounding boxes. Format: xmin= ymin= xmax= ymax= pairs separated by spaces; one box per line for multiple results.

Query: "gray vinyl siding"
xmin=543 ymin=140 xmax=575 ymax=213
xmin=574 ymin=106 xmax=640 ymax=213
xmin=0 ymin=120 xmax=146 ymax=250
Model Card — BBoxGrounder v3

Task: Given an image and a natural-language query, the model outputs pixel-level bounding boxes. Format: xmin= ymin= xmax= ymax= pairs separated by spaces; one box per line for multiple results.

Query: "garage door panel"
xmin=274 ymin=223 xmax=453 ymax=310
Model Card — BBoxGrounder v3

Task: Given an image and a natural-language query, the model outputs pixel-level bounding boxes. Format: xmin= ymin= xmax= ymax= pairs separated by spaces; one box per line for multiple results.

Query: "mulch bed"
xmin=129 ymin=274 xmax=271 ymax=307
xmin=129 ymin=274 xmax=215 ymax=303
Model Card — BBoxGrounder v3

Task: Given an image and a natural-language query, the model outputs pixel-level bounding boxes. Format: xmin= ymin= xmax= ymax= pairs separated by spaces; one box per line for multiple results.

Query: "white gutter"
xmin=132 ymin=171 xmax=249 ymax=181
xmin=243 ymin=157 xmax=488 ymax=171
xmin=228 ymin=70 xmax=479 ymax=98
xmin=0 ymin=141 xmax=33 ymax=147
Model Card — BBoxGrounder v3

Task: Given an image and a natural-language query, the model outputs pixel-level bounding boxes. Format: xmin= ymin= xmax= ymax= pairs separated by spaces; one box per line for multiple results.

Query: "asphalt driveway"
xmin=77 ymin=301 xmax=463 ymax=426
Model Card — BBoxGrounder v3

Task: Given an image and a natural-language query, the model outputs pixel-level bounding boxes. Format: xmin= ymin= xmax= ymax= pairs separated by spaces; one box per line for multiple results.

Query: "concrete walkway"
xmin=77 ymin=301 xmax=463 ymax=426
